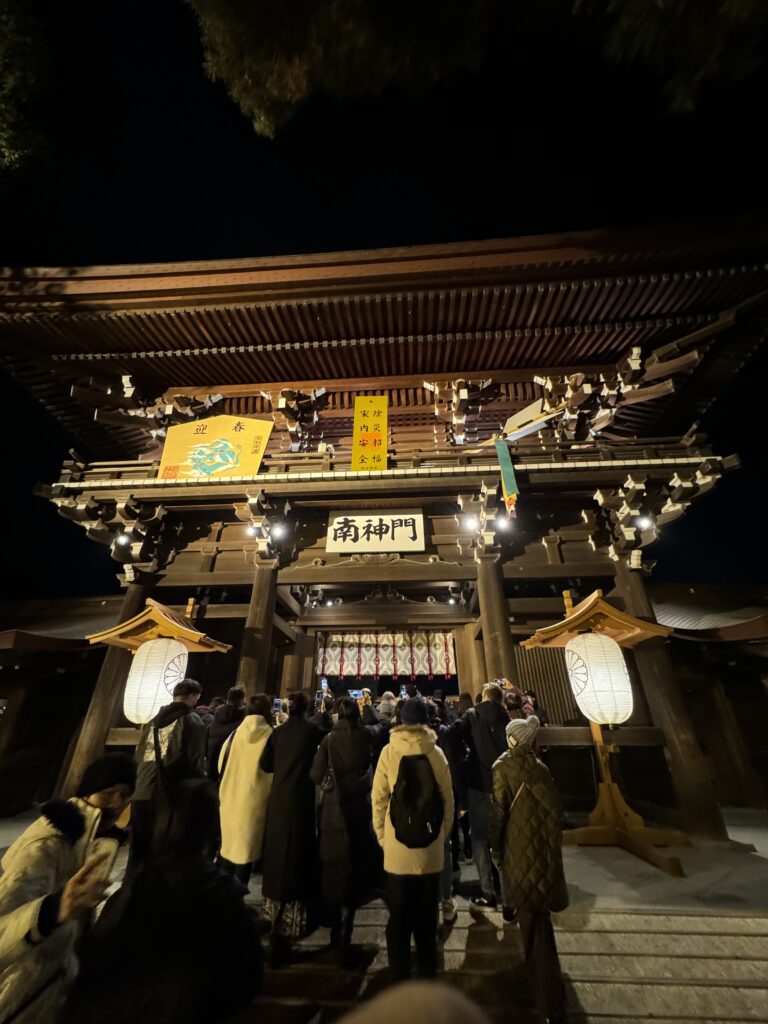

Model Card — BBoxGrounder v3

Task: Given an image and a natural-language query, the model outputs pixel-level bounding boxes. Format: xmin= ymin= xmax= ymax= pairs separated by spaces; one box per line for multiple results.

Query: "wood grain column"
xmin=280 ymin=632 xmax=316 ymax=697
xmin=58 ymin=580 xmax=151 ymax=797
xmin=454 ymin=622 xmax=488 ymax=696
xmin=615 ymin=560 xmax=728 ymax=840
xmin=475 ymin=551 xmax=515 ymax=683
xmin=236 ymin=558 xmax=279 ymax=698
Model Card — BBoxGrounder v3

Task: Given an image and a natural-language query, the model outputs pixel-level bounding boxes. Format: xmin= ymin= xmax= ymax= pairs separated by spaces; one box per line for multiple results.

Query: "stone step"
xmin=566 ymin=980 xmax=768 ymax=1020
xmin=554 ymin=911 xmax=768 ymax=935
xmin=555 ymin=930 xmax=768 ymax=959
xmin=561 ymin=953 xmax=768 ymax=983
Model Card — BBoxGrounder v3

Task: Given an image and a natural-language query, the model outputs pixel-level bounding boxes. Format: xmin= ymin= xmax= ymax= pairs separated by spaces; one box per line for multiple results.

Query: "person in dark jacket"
xmin=59 ymin=779 xmax=263 ymax=1024
xmin=128 ymin=678 xmax=207 ymax=878
xmin=207 ymin=687 xmax=246 ymax=782
xmin=361 ymin=701 xmax=391 ymax=771
xmin=451 ymin=682 xmax=509 ymax=907
xmin=310 ymin=697 xmax=380 ymax=956
xmin=490 ymin=716 xmax=568 ymax=1024
xmin=196 ymin=695 xmax=225 ymax=729
xmin=259 ymin=691 xmax=323 ymax=965
xmin=524 ymin=690 xmax=550 ymax=726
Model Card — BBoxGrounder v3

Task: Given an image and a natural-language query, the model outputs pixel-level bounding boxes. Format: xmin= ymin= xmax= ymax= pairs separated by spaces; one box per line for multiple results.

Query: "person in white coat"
xmin=217 ymin=693 xmax=274 ymax=884
xmin=0 ymin=754 xmax=135 ymax=1024
xmin=372 ymin=698 xmax=454 ymax=982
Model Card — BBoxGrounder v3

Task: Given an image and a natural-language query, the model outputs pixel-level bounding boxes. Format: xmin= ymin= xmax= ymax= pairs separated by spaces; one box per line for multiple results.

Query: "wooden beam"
xmin=272 ymin=611 xmax=300 ymax=643
xmin=106 ymin=727 xmax=142 ymax=747
xmin=163 ymin=366 xmax=612 ymax=401
xmin=276 ymin=586 xmax=302 ymax=616
xmin=537 ymin=727 xmax=666 ymax=747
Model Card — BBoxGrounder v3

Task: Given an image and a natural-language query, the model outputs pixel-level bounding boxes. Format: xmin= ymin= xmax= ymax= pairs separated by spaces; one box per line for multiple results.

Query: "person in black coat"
xmin=207 ymin=687 xmax=246 ymax=782
xmin=450 ymin=682 xmax=510 ymax=907
xmin=59 ymin=779 xmax=263 ymax=1024
xmin=259 ymin=691 xmax=323 ymax=965
xmin=310 ymin=697 xmax=381 ymax=955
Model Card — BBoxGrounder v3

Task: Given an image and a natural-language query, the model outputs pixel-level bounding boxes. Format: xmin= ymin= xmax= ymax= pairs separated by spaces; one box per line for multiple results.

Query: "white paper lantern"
xmin=123 ymin=638 xmax=189 ymax=724
xmin=565 ymin=633 xmax=633 ymax=725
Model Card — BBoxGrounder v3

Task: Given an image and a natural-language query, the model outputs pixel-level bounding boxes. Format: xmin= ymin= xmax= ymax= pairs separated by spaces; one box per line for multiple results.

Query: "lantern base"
xmin=565 ymin=778 xmax=689 ymax=877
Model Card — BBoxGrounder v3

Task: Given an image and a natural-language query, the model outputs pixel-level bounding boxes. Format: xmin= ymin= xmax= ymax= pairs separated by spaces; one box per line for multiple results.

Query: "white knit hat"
xmin=506 ymin=715 xmax=540 ymax=747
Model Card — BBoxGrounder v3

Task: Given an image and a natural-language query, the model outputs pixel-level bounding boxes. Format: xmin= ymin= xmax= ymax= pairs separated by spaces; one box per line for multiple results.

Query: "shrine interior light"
xmin=464 ymin=516 xmax=478 ymax=530
xmin=116 ymin=533 xmax=131 ymax=546
xmin=246 ymin=525 xmax=256 ymax=536
xmin=635 ymin=515 xmax=653 ymax=530
xmin=495 ymin=516 xmax=510 ymax=530
xmin=326 ymin=600 xmax=333 ymax=607
xmin=448 ymin=597 xmax=456 ymax=605
xmin=271 ymin=524 xmax=285 ymax=538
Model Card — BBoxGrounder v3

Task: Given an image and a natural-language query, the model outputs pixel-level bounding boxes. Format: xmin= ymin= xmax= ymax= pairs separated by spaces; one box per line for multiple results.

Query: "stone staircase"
xmin=236 ymin=901 xmax=768 ymax=1023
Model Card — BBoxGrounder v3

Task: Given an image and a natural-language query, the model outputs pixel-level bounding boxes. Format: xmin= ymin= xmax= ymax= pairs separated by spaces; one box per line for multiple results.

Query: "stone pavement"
xmin=3 ymin=808 xmax=768 ymax=1021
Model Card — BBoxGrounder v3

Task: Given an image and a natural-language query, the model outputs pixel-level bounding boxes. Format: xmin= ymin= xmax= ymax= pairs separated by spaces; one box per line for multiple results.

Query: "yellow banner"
xmin=350 ymin=396 xmax=388 ymax=472
xmin=158 ymin=415 xmax=273 ymax=481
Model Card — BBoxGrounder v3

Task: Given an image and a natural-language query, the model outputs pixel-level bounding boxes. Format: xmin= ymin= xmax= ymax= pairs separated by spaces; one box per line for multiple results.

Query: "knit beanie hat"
xmin=506 ymin=715 xmax=540 ymax=748
xmin=76 ymin=753 xmax=137 ymax=797
xmin=400 ymin=698 xmax=428 ymax=726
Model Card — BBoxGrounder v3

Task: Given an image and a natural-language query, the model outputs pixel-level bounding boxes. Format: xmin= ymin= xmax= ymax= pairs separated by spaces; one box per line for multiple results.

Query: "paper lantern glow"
xmin=565 ymin=633 xmax=633 ymax=725
xmin=123 ymin=638 xmax=189 ymax=724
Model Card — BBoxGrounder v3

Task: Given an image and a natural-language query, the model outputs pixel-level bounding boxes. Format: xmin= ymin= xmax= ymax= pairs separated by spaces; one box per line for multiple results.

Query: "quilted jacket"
xmin=489 ymin=747 xmax=569 ymax=913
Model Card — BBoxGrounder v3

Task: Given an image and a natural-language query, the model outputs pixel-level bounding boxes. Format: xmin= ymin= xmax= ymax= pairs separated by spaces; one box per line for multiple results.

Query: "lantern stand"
xmin=567 ymin=719 xmax=686 ymax=877
xmin=521 ymin=589 xmax=688 ymax=877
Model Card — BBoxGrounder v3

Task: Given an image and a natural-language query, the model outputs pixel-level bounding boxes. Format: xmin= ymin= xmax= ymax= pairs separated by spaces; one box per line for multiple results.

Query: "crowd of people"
xmin=0 ymin=677 xmax=568 ymax=1024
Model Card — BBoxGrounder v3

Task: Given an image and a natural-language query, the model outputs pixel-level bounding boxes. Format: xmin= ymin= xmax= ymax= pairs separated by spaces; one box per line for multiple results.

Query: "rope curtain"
xmin=317 ymin=631 xmax=456 ymax=679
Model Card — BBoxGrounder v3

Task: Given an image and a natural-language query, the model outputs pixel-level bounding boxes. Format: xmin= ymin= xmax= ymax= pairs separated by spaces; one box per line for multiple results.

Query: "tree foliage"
xmin=188 ymin=0 xmax=768 ymax=136
xmin=0 ymin=0 xmax=45 ymax=172
xmin=186 ymin=0 xmax=495 ymax=137
xmin=588 ymin=0 xmax=768 ymax=112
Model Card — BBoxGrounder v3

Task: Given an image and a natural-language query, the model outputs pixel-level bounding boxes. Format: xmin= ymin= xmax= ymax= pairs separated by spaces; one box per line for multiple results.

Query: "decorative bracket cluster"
xmin=52 ymin=492 xmax=178 ymax=578
xmin=531 ymin=343 xmax=702 ymax=441
xmin=587 ymin=462 xmax=723 ymax=561
xmin=455 ymin=484 xmax=502 ymax=556
xmin=72 ymin=375 xmax=223 ymax=441
xmin=424 ymin=378 xmax=500 ymax=445
xmin=261 ymin=388 xmax=329 ymax=452
xmin=234 ymin=489 xmax=297 ymax=566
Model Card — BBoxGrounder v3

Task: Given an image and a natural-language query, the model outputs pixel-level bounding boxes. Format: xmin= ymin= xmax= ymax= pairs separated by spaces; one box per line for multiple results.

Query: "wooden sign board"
xmin=350 ymin=395 xmax=387 ymax=471
xmin=158 ymin=415 xmax=273 ymax=481
xmin=327 ymin=510 xmax=425 ymax=553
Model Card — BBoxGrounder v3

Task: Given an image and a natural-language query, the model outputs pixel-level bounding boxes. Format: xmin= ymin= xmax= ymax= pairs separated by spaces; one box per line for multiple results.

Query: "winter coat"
xmin=310 ymin=719 xmax=381 ymax=908
xmin=259 ymin=715 xmax=323 ymax=903
xmin=134 ymin=702 xmax=207 ymax=802
xmin=372 ymin=725 xmax=454 ymax=877
xmin=489 ymin=747 xmax=569 ymax=914
xmin=361 ymin=704 xmax=391 ymax=770
xmin=207 ymin=704 xmax=246 ymax=782
xmin=218 ymin=715 xmax=274 ymax=866
xmin=452 ymin=700 xmax=510 ymax=793
xmin=58 ymin=854 xmax=262 ymax=1024
xmin=0 ymin=799 xmax=120 ymax=1024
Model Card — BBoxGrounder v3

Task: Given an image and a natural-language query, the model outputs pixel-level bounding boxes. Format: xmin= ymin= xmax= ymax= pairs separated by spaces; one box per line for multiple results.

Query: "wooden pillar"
xmin=615 ymin=560 xmax=728 ymax=840
xmin=454 ymin=622 xmax=488 ymax=696
xmin=708 ymin=680 xmax=765 ymax=808
xmin=280 ymin=632 xmax=316 ymax=697
xmin=475 ymin=551 xmax=515 ymax=682
xmin=236 ymin=559 xmax=279 ymax=698
xmin=58 ymin=580 xmax=151 ymax=797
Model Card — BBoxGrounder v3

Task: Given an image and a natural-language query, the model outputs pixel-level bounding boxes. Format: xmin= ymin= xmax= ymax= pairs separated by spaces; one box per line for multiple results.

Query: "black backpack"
xmin=389 ymin=754 xmax=444 ymax=849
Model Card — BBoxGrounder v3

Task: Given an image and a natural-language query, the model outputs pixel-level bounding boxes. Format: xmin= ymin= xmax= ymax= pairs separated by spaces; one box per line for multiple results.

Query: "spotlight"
xmin=116 ymin=533 xmax=131 ymax=546
xmin=448 ymin=597 xmax=456 ymax=605
xmin=495 ymin=516 xmax=510 ymax=531
xmin=271 ymin=524 xmax=285 ymax=538
xmin=246 ymin=525 xmax=257 ymax=536
xmin=464 ymin=516 xmax=478 ymax=531
xmin=635 ymin=516 xmax=653 ymax=530
xmin=326 ymin=600 xmax=333 ymax=607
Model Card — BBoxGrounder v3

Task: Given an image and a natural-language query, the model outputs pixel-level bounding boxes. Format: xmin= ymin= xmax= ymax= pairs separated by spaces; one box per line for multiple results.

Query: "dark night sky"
xmin=2 ymin=1 xmax=768 ymax=598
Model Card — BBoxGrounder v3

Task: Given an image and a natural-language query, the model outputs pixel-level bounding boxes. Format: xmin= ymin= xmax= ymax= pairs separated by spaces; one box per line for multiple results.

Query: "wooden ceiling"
xmin=2 ymin=222 xmax=767 ymax=459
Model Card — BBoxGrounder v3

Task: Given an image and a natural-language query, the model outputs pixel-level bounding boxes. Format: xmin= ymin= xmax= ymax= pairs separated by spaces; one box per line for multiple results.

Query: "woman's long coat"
xmin=310 ymin=719 xmax=381 ymax=908
xmin=259 ymin=715 xmax=323 ymax=904
xmin=489 ymin=747 xmax=569 ymax=913
xmin=218 ymin=714 xmax=273 ymax=866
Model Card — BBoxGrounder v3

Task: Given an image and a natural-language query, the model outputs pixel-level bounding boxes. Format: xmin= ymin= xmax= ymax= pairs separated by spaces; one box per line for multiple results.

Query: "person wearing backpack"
xmin=128 ymin=679 xmax=207 ymax=878
xmin=372 ymin=698 xmax=454 ymax=983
